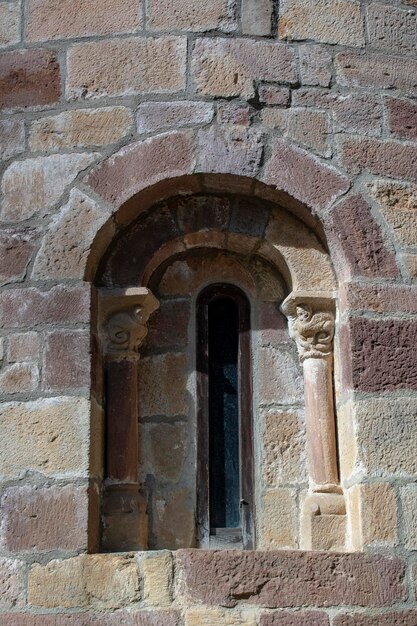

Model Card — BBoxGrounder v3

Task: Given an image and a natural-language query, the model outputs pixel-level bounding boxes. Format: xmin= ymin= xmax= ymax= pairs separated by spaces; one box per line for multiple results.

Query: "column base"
xmin=300 ymin=491 xmax=347 ymax=552
xmin=102 ymin=484 xmax=148 ymax=551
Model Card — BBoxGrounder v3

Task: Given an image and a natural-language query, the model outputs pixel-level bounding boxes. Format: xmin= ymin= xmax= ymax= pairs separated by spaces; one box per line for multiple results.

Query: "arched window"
xmin=197 ymin=284 xmax=254 ymax=549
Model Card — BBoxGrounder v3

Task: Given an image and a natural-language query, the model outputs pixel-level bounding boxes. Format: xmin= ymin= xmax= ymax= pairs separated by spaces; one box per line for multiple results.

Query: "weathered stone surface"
xmin=86 ymin=131 xmax=195 ymax=208
xmin=67 ymin=37 xmax=186 ymax=99
xmin=347 ymin=317 xmax=417 ymax=392
xmin=146 ymin=299 xmax=191 ymax=350
xmin=335 ymin=52 xmax=417 ymax=93
xmin=0 ymin=284 xmax=90 ymax=328
xmin=26 ymin=0 xmax=142 ymax=41
xmin=262 ymin=138 xmax=350 ymax=213
xmin=259 ymin=489 xmax=298 ymax=549
xmin=1 ymin=153 xmax=97 ymax=221
xmin=278 ymin=0 xmax=364 ymax=46
xmin=260 ymin=108 xmax=288 ymax=131
xmin=185 ymin=609 xmax=257 ymax=626
xmin=403 ymin=253 xmax=417 ymax=278
xmin=352 ymin=397 xmax=417 ymax=477
xmin=386 ymin=97 xmax=417 ymax=142
xmin=196 ymin=126 xmax=263 ymax=176
xmin=259 ymin=85 xmax=290 ymax=106
xmin=0 ymin=397 xmax=89 ymax=479
xmin=191 ymin=38 xmax=297 ymax=98
xmin=142 ymin=422 xmax=187 ymax=481
xmin=299 ymin=45 xmax=332 ymax=87
xmin=137 ymin=101 xmax=213 ymax=134
xmin=29 ymin=107 xmax=133 ymax=151
xmin=328 ymin=194 xmax=398 ymax=279
xmin=242 ymin=0 xmax=272 ymax=36
xmin=334 ymin=613 xmax=417 ymax=626
xmin=143 ymin=553 xmax=173 ymax=607
xmin=28 ymin=555 xmax=139 ymax=609
xmin=367 ymin=3 xmax=417 ymax=56
xmin=151 ymin=488 xmax=194 ymax=550
xmin=350 ymin=483 xmax=397 ymax=549
xmin=43 ymin=330 xmax=90 ymax=392
xmin=139 ymin=353 xmax=188 ymax=417
xmin=263 ymin=409 xmax=306 ymax=485
xmin=104 ymin=611 xmax=182 ymax=626
xmin=0 ymin=557 xmax=25 ymax=609
xmin=0 ymin=1 xmax=20 ymax=48
xmin=0 ymin=48 xmax=60 ymax=109
xmin=176 ymin=550 xmax=405 ymax=608
xmin=340 ymin=137 xmax=417 ymax=181
xmin=0 ymin=485 xmax=88 ymax=551
xmin=340 ymin=283 xmax=417 ymax=315
xmin=0 ymin=228 xmax=38 ymax=286
xmin=369 ymin=180 xmax=417 ymax=247
xmin=7 ymin=331 xmax=40 ymax=362
xmin=401 ymin=485 xmax=417 ymax=550
xmin=260 ymin=612 xmax=329 ymax=626
xmin=0 ymin=362 xmax=39 ymax=394
xmin=287 ymin=109 xmax=331 ymax=157
xmin=149 ymin=0 xmax=235 ymax=32
xmin=259 ymin=347 xmax=304 ymax=406
xmin=217 ymin=103 xmax=251 ymax=126
xmin=0 ymin=119 xmax=25 ymax=160
xmin=32 ymin=189 xmax=111 ymax=280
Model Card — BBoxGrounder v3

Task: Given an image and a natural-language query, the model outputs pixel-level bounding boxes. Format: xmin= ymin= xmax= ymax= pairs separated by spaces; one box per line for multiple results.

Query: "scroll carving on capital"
xmin=281 ymin=293 xmax=335 ymax=361
xmin=99 ymin=288 xmax=159 ymax=359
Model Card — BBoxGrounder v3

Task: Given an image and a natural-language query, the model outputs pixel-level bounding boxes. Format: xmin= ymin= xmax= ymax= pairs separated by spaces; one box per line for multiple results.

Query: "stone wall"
xmin=1 ymin=0 xmax=417 ymax=622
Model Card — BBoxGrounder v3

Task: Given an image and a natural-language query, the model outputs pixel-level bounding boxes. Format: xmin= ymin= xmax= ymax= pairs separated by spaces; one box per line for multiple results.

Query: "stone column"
xmin=282 ymin=294 xmax=346 ymax=551
xmin=99 ymin=288 xmax=159 ymax=551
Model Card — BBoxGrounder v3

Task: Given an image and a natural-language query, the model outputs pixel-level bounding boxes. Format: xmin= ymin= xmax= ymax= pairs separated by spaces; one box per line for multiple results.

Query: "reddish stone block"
xmin=0 ymin=615 xmax=95 ymax=626
xmin=328 ymin=195 xmax=399 ymax=279
xmin=145 ymin=299 xmax=191 ymax=351
xmin=43 ymin=330 xmax=90 ymax=392
xmin=217 ymin=103 xmax=252 ymax=126
xmin=0 ymin=228 xmax=39 ymax=286
xmin=176 ymin=550 xmax=406 ymax=608
xmin=86 ymin=131 xmax=195 ymax=208
xmin=340 ymin=283 xmax=417 ymax=315
xmin=196 ymin=126 xmax=263 ymax=177
xmin=387 ymin=97 xmax=417 ymax=142
xmin=262 ymin=138 xmax=350 ymax=213
xmin=260 ymin=612 xmax=329 ymax=626
xmin=0 ymin=485 xmax=88 ymax=551
xmin=335 ymin=51 xmax=417 ymax=93
xmin=0 ymin=48 xmax=60 ymax=109
xmin=0 ymin=285 xmax=91 ymax=328
xmin=259 ymin=85 xmax=290 ymax=107
xmin=333 ymin=613 xmax=417 ymax=626
xmin=367 ymin=3 xmax=417 ymax=56
xmin=340 ymin=137 xmax=417 ymax=182
xmin=347 ymin=316 xmax=417 ymax=392
xmin=7 ymin=331 xmax=40 ymax=362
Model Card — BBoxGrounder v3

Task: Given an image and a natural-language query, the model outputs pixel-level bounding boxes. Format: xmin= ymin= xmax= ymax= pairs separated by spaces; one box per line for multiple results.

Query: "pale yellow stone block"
xmin=143 ymin=552 xmax=173 ymax=607
xmin=258 ymin=489 xmax=297 ymax=549
xmin=185 ymin=608 xmax=257 ymax=626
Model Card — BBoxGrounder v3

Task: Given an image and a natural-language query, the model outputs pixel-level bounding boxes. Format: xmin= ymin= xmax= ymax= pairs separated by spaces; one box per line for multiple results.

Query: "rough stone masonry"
xmin=1 ymin=0 xmax=417 ymax=624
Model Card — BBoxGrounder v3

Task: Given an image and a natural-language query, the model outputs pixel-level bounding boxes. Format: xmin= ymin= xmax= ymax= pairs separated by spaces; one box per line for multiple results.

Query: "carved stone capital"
xmin=281 ymin=292 xmax=335 ymax=361
xmin=99 ymin=288 xmax=159 ymax=360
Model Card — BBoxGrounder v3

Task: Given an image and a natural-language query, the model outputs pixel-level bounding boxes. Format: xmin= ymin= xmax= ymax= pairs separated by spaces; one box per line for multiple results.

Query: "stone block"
xmin=104 ymin=611 xmax=182 ymax=626
xmin=137 ymin=101 xmax=213 ymax=135
xmin=185 ymin=609 xmax=257 ymax=626
xmin=0 ymin=1 xmax=20 ymax=48
xmin=0 ymin=284 xmax=91 ymax=328
xmin=0 ymin=48 xmax=60 ymax=109
xmin=26 ymin=0 xmax=142 ymax=41
xmin=7 ymin=331 xmax=40 ymax=362
xmin=339 ymin=136 xmax=417 ymax=181
xmin=349 ymin=483 xmax=397 ymax=550
xmin=191 ymin=38 xmax=297 ymax=98
xmin=196 ymin=126 xmax=263 ymax=176
xmin=401 ymin=484 xmax=417 ymax=550
xmin=334 ymin=613 xmax=417 ymax=626
xmin=262 ymin=138 xmax=350 ymax=213
xmin=148 ymin=0 xmax=235 ymax=32
xmin=146 ymin=299 xmax=191 ymax=351
xmin=367 ymin=3 xmax=417 ymax=56
xmin=43 ymin=329 xmax=90 ymax=392
xmin=328 ymin=194 xmax=398 ymax=279
xmin=139 ymin=352 xmax=188 ymax=417
xmin=67 ymin=37 xmax=186 ymax=100
xmin=151 ymin=488 xmax=195 ymax=550
xmin=258 ymin=85 xmax=290 ymax=106
xmin=335 ymin=51 xmax=417 ymax=93
xmin=286 ymin=109 xmax=331 ymax=157
xmin=0 ymin=362 xmax=39 ymax=394
xmin=28 ymin=555 xmax=139 ymax=609
xmin=217 ymin=103 xmax=251 ymax=126
xmin=143 ymin=422 xmax=187 ymax=481
xmin=262 ymin=409 xmax=306 ymax=485
xmin=0 ymin=119 xmax=25 ymax=160
xmin=299 ymin=45 xmax=332 ymax=87
xmin=143 ymin=552 xmax=173 ymax=607
xmin=29 ymin=107 xmax=133 ymax=151
xmin=368 ymin=180 xmax=417 ymax=248
xmin=340 ymin=283 xmax=417 ymax=315
xmin=403 ymin=253 xmax=417 ymax=278
xmin=259 ymin=489 xmax=298 ymax=549
xmin=0 ymin=397 xmax=90 ymax=479
xmin=259 ymin=347 xmax=304 ymax=406
xmin=260 ymin=108 xmax=289 ymax=130
xmin=386 ymin=97 xmax=417 ymax=142
xmin=0 ymin=557 xmax=25 ymax=609
xmin=260 ymin=612 xmax=329 ymax=626
xmin=32 ymin=188 xmax=111 ymax=280
xmin=176 ymin=550 xmax=405 ymax=608
xmin=1 ymin=152 xmax=97 ymax=222
xmin=242 ymin=0 xmax=272 ymax=36
xmin=300 ymin=493 xmax=346 ymax=551
xmin=0 ymin=485 xmax=88 ymax=551
xmin=0 ymin=228 xmax=38 ymax=286
xmin=278 ymin=0 xmax=364 ymax=46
